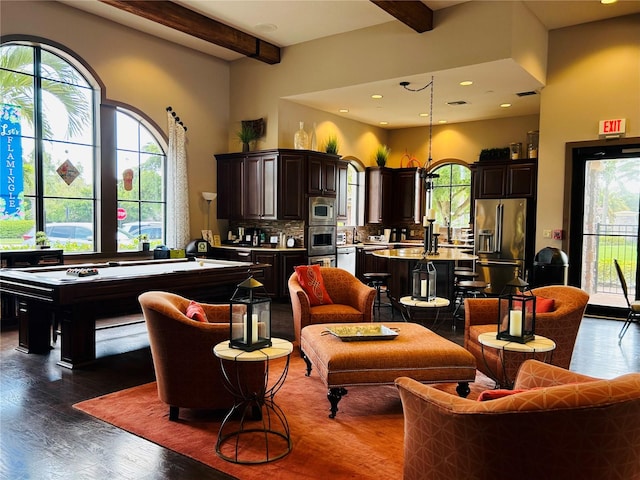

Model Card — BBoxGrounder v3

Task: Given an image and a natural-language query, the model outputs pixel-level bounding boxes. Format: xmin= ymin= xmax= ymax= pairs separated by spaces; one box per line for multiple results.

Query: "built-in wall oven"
xmin=307 ymin=225 xmax=336 ymax=258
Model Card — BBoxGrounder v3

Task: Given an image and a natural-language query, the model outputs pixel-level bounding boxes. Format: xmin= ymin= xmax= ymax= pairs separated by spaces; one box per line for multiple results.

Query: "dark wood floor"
xmin=1 ymin=303 xmax=638 ymax=479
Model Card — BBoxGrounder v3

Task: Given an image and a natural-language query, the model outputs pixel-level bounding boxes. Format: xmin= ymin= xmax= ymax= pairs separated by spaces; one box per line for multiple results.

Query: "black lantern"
xmin=229 ymin=276 xmax=272 ymax=351
xmin=497 ymin=292 xmax=536 ymax=344
xmin=411 ymin=257 xmax=437 ymax=301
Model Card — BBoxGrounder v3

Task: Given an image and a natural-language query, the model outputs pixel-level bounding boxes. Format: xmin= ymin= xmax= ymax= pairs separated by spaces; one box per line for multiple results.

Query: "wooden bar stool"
xmin=363 ymin=272 xmax=394 ymax=320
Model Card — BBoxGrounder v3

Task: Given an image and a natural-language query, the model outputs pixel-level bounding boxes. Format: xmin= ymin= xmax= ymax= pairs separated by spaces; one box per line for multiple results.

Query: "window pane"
xmin=0 ymin=45 xmax=34 ymax=75
xmin=41 ymin=50 xmax=89 ymax=87
xmin=43 ymin=140 xmax=94 ymax=198
xmin=140 ymin=152 xmax=164 ymax=202
xmin=117 ymin=113 xmax=140 ymax=151
xmin=41 ymin=78 xmax=93 ymax=143
xmin=118 ymin=150 xmax=140 ymax=198
xmin=43 ymin=198 xmax=94 ymax=252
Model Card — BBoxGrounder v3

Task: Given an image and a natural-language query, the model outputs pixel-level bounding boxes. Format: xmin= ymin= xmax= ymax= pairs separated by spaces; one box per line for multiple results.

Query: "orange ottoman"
xmin=300 ymin=322 xmax=476 ymax=417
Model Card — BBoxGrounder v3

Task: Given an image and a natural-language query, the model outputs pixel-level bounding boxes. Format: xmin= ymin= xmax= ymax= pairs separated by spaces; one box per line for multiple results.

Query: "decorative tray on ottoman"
xmin=325 ymin=324 xmax=398 ymax=342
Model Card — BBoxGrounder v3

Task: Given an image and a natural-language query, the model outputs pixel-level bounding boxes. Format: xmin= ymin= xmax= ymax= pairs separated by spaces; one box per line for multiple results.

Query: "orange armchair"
xmin=138 ymin=291 xmax=265 ymax=421
xmin=288 ymin=267 xmax=376 ymax=346
xmin=464 ymin=285 xmax=589 ymax=386
xmin=396 ymin=360 xmax=640 ymax=480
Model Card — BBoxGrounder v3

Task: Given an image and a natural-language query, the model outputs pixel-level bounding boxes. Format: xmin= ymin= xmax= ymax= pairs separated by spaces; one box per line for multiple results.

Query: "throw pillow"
xmin=294 ymin=265 xmax=334 ymax=306
xmin=186 ymin=301 xmax=208 ymax=322
xmin=478 ymin=389 xmax=527 ymax=401
xmin=535 ymin=296 xmax=555 ymax=313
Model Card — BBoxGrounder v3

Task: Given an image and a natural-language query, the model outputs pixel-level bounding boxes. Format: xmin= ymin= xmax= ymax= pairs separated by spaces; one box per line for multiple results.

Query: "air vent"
xmin=446 ymin=100 xmax=468 ymax=106
xmin=516 ymin=90 xmax=538 ymax=97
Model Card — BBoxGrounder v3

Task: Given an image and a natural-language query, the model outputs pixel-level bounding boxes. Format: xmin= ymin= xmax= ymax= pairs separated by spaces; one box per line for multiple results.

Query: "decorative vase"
xmin=294 ymin=121 xmax=309 ymax=150
xmin=310 ymin=122 xmax=317 ymax=151
xmin=242 ymin=142 xmax=250 ymax=153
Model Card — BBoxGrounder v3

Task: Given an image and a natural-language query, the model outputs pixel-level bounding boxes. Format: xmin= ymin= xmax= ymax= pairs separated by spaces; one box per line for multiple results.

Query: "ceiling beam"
xmin=370 ymin=0 xmax=434 ymax=33
xmin=99 ymin=0 xmax=281 ymax=64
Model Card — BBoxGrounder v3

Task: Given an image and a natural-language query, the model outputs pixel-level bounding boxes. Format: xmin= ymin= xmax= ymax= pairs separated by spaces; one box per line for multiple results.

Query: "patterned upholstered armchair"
xmin=396 ymin=360 xmax=640 ymax=480
xmin=138 ymin=291 xmax=265 ymax=421
xmin=288 ymin=267 xmax=376 ymax=346
xmin=464 ymin=285 xmax=589 ymax=386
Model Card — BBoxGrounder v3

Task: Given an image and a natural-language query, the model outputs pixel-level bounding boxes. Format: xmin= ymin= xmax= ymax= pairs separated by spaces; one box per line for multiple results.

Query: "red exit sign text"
xmin=599 ymin=118 xmax=626 ymax=136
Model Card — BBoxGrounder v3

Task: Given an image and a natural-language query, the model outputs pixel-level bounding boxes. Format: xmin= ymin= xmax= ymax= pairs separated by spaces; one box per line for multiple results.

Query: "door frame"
xmin=563 ymin=136 xmax=640 ymax=317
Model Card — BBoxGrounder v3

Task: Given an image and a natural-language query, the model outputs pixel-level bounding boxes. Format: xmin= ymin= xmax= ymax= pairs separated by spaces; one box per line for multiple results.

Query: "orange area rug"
xmin=74 ymin=354 xmax=493 ymax=479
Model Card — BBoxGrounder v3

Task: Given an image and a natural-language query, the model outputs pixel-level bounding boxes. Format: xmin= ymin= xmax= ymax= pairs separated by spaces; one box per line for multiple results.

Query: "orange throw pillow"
xmin=186 ymin=301 xmax=208 ymax=322
xmin=478 ymin=389 xmax=526 ymax=401
xmin=294 ymin=265 xmax=334 ymax=306
xmin=535 ymin=296 xmax=555 ymax=313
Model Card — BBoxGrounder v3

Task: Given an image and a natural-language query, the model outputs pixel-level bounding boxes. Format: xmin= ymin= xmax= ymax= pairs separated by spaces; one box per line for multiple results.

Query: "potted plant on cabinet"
xmin=324 ymin=135 xmax=339 ymax=155
xmin=139 ymin=234 xmax=150 ymax=252
xmin=374 ymin=144 xmax=390 ymax=166
xmin=236 ymin=123 xmax=259 ymax=152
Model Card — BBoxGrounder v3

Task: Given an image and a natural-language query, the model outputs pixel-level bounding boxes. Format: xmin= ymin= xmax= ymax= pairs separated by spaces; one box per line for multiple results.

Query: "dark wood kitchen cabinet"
xmin=308 ymin=153 xmax=338 ymax=196
xmin=394 ymin=168 xmax=424 ymax=224
xmin=279 ymin=152 xmax=306 ymax=220
xmin=252 ymin=250 xmax=278 ymax=296
xmin=366 ymin=167 xmax=423 ymax=225
xmin=336 ymin=161 xmax=348 ymax=220
xmin=365 ymin=167 xmax=393 ymax=224
xmin=472 ymin=159 xmax=537 ymax=199
xmin=245 ymin=152 xmax=278 ymax=220
xmin=280 ymin=251 xmax=306 ymax=297
xmin=217 ymin=155 xmax=244 ymax=220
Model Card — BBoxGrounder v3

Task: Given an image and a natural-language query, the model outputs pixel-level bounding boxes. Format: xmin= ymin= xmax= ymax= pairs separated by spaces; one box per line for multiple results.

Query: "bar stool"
xmin=363 ymin=272 xmax=394 ymax=320
xmin=452 ymin=279 xmax=488 ymax=326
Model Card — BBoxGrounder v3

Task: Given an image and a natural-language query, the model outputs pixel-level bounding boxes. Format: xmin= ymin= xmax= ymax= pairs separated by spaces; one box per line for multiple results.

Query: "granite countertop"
xmin=372 ymin=247 xmax=477 ymax=261
xmin=214 ymin=244 xmax=306 ymax=252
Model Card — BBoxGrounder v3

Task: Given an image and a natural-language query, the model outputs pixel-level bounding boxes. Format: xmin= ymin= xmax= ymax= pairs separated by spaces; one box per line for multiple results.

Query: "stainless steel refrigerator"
xmin=474 ymin=198 xmax=527 ymax=295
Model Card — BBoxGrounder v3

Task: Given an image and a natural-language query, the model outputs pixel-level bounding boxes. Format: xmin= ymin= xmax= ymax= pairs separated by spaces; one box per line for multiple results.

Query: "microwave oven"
xmin=309 ymin=196 xmax=336 ymax=225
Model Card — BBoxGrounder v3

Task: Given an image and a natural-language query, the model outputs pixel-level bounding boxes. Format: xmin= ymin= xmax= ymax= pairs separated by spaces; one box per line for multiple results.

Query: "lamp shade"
xmin=202 ymin=191 xmax=217 ymax=201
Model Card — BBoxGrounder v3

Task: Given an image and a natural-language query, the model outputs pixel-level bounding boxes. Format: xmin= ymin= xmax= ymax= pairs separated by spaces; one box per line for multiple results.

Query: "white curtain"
xmin=166 ymin=110 xmax=190 ymax=248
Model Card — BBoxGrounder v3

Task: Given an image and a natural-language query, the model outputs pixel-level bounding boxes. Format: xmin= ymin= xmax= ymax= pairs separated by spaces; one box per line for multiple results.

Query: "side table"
xmin=213 ymin=337 xmax=293 ymax=464
xmin=477 ymin=332 xmax=556 ymax=389
xmin=399 ymin=296 xmax=451 ymax=331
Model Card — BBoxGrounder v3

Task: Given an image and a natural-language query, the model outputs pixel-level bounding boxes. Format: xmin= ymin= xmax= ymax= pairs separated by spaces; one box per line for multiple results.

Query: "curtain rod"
xmin=166 ymin=106 xmax=187 ymax=132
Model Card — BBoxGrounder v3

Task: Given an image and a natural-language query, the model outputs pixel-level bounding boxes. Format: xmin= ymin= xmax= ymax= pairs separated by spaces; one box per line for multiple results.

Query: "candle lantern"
xmin=229 ymin=276 xmax=272 ymax=351
xmin=497 ymin=292 xmax=536 ymax=344
xmin=411 ymin=256 xmax=437 ymax=301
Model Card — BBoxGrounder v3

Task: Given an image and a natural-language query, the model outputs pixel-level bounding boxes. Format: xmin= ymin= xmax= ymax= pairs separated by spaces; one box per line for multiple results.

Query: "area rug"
xmin=74 ymin=354 xmax=494 ymax=480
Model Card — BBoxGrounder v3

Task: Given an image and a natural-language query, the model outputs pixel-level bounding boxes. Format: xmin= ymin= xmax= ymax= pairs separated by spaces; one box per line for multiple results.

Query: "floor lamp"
xmin=202 ymin=191 xmax=217 ymax=233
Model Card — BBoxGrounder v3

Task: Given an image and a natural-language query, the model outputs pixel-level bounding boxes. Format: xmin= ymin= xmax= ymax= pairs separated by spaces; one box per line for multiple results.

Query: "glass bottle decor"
xmin=310 ymin=122 xmax=318 ymax=151
xmin=294 ymin=121 xmax=309 ymax=150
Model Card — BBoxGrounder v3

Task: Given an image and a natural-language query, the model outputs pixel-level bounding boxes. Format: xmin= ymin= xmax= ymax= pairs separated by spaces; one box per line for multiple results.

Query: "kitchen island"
xmin=372 ymin=247 xmax=477 ymax=307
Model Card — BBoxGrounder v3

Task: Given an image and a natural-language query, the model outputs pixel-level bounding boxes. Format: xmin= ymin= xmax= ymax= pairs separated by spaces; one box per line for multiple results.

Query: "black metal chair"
xmin=363 ymin=272 xmax=394 ymax=320
xmin=614 ymin=259 xmax=640 ymax=343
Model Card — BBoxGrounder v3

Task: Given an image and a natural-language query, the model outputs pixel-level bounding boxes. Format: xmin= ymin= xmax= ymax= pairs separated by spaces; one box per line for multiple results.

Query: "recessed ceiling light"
xmin=371 ymin=94 xmax=383 ymax=99
xmin=438 ymin=120 xmax=448 ymax=124
xmin=601 ymin=0 xmax=617 ymax=4
xmin=419 ymin=113 xmax=429 ymax=117
xmin=339 ymin=109 xmax=349 ymax=113
xmin=460 ymin=81 xmax=473 ymax=86
xmin=500 ymin=103 xmax=512 ymax=108
xmin=255 ymin=23 xmax=278 ymax=33
xmin=379 ymin=121 xmax=388 ymax=125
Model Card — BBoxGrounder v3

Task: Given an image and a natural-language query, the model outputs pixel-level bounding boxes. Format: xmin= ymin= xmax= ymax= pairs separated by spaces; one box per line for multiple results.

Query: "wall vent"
xmin=446 ymin=100 xmax=468 ymax=106
xmin=516 ymin=90 xmax=538 ymax=97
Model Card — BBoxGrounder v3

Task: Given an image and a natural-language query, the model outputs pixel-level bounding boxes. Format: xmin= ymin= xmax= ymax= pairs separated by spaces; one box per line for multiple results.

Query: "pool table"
xmin=0 ymin=258 xmax=270 ymax=368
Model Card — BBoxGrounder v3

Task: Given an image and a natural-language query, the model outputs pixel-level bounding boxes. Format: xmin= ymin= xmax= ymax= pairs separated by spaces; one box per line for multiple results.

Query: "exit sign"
xmin=599 ymin=118 xmax=626 ymax=136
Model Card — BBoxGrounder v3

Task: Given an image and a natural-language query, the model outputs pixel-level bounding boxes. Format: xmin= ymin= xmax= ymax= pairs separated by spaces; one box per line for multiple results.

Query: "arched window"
xmin=431 ymin=162 xmax=472 ymax=241
xmin=0 ymin=40 xmax=166 ymax=254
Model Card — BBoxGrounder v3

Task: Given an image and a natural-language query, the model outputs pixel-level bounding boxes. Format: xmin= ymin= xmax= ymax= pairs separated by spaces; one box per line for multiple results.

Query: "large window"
xmin=0 ymin=40 xmax=166 ymax=253
xmin=431 ymin=162 xmax=471 ymax=241
xmin=344 ymin=162 xmax=364 ymax=227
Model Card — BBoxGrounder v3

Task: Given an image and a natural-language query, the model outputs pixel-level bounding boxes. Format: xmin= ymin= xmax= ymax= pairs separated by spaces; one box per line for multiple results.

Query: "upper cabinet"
xmin=215 ymin=149 xmax=347 ymax=222
xmin=365 ymin=167 xmax=424 ymax=225
xmin=471 ymin=159 xmax=537 ymax=199
xmin=308 ymin=153 xmax=338 ymax=196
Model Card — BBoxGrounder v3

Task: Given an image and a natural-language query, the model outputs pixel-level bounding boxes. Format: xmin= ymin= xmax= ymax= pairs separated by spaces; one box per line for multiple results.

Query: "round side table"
xmin=399 ymin=296 xmax=451 ymax=331
xmin=213 ymin=337 xmax=293 ymax=464
xmin=477 ymin=332 xmax=556 ymax=389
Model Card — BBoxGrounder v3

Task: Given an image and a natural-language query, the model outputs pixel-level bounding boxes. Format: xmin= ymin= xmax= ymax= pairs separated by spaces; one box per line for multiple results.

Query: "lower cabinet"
xmin=209 ymin=248 xmax=306 ymax=299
